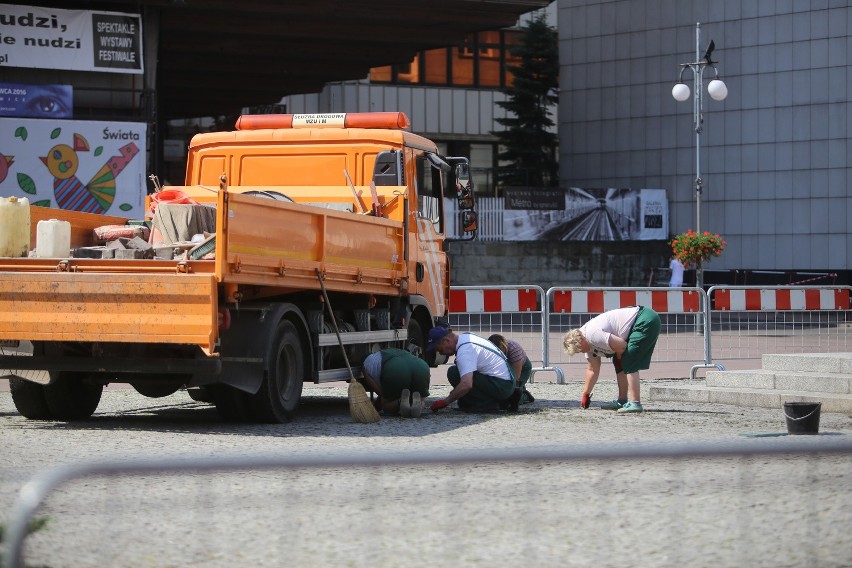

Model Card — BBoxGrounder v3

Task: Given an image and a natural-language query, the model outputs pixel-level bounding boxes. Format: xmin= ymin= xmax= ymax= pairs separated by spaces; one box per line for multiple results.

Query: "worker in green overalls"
xmin=361 ymin=347 xmax=430 ymax=418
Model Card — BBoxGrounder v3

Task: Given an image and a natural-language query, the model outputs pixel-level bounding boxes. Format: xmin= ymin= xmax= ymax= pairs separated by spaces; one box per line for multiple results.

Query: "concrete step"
xmin=648 ymin=383 xmax=852 ymax=414
xmin=706 ymin=369 xmax=852 ymax=394
xmin=761 ymin=353 xmax=852 ymax=374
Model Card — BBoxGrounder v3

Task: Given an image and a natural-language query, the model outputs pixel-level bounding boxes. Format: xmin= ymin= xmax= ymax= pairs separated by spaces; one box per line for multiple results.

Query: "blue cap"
xmin=425 ymin=326 xmax=449 ymax=353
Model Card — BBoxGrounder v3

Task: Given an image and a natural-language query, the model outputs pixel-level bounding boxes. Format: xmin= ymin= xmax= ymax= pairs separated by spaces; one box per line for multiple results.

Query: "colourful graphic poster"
xmin=0 ymin=117 xmax=147 ymax=218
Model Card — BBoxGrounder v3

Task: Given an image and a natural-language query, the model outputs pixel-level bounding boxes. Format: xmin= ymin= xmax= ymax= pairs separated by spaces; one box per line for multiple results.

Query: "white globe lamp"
xmin=707 ymin=79 xmax=728 ymax=101
xmin=672 ymin=82 xmax=691 ymax=102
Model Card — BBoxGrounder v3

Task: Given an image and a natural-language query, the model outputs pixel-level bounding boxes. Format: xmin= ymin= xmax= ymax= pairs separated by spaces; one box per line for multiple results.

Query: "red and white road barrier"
xmin=449 ymin=287 xmax=539 ymax=313
xmin=549 ymin=289 xmax=701 ymax=314
xmin=712 ymin=288 xmax=851 ymax=311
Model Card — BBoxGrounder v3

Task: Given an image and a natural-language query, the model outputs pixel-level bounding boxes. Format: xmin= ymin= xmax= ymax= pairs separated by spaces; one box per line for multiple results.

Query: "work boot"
xmin=399 ymin=389 xmax=411 ymax=417
xmin=410 ymin=391 xmax=422 ymax=418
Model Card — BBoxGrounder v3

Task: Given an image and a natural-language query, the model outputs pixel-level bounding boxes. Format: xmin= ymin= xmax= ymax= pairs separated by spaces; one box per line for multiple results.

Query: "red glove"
xmin=430 ymin=399 xmax=449 ymax=413
xmin=580 ymin=392 xmax=591 ymax=409
xmin=612 ymin=354 xmax=623 ymax=374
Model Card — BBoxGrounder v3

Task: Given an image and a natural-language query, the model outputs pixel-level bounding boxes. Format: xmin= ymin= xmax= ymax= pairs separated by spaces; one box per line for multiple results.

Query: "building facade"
xmin=282 ymin=5 xmax=558 ymax=198
xmin=558 ymin=0 xmax=851 ymax=278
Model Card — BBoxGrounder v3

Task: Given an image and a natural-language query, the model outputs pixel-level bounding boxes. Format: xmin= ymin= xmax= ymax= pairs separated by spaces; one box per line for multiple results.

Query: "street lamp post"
xmin=672 ymin=22 xmax=728 ymax=291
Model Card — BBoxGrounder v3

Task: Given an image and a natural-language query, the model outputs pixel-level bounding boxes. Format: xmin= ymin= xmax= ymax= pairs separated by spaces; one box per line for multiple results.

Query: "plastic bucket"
xmin=783 ymin=402 xmax=821 ymax=435
xmin=0 ymin=195 xmax=30 ymax=257
xmin=148 ymin=188 xmax=196 ymax=216
xmin=36 ymin=219 xmax=71 ymax=258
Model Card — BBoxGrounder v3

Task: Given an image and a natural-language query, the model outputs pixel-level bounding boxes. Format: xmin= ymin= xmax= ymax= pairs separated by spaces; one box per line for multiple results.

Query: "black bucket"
xmin=783 ymin=402 xmax=821 ymax=435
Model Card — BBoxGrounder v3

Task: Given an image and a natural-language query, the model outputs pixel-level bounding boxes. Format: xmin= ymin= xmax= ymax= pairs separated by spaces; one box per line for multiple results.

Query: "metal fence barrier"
xmin=448 ymin=285 xmax=563 ymax=382
xmin=448 ymin=285 xmax=852 ymax=383
xmin=543 ymin=286 xmax=714 ymax=381
xmin=705 ymin=286 xmax=852 ymax=370
xmin=4 ymin=441 xmax=851 ymax=568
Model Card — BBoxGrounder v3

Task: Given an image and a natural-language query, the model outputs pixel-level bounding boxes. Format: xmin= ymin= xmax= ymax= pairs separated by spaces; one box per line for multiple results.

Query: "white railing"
xmin=445 ymin=197 xmax=504 ymax=241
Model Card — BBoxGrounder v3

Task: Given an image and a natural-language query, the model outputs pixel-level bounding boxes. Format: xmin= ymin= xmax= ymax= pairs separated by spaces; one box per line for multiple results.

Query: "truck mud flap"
xmin=0 ymin=273 xmax=218 ymax=355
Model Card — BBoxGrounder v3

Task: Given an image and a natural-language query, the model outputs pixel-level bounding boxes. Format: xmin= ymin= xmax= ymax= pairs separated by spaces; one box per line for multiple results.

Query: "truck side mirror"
xmin=455 ymin=163 xmax=472 ymax=197
xmin=461 ymin=211 xmax=478 ymax=233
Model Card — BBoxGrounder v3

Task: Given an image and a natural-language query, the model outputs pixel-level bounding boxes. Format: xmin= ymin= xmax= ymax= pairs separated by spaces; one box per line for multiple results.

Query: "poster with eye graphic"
xmin=0 ymin=117 xmax=147 ymax=219
xmin=0 ymin=82 xmax=73 ymax=118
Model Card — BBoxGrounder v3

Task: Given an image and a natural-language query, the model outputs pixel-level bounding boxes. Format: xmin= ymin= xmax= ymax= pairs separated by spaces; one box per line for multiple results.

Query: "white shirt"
xmin=669 ymin=258 xmax=684 ymax=287
xmin=581 ymin=307 xmax=641 ymax=359
xmin=455 ymin=333 xmax=512 ymax=381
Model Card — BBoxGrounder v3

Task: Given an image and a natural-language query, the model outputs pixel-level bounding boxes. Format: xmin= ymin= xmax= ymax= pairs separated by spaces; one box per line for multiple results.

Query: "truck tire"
xmin=42 ymin=372 xmax=103 ymax=420
xmin=407 ymin=318 xmax=424 ymax=358
xmin=9 ymin=377 xmax=53 ymax=420
xmin=212 ymin=384 xmax=253 ymax=422
xmin=131 ymin=375 xmax=183 ymax=398
xmin=249 ymin=320 xmax=304 ymax=423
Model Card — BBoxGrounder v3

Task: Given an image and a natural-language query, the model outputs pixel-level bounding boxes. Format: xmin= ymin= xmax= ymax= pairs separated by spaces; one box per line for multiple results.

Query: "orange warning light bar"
xmin=235 ymin=112 xmax=411 ymax=131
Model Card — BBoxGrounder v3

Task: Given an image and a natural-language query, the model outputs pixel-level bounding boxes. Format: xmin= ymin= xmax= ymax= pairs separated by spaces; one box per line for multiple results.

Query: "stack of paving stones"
xmin=73 ymin=236 xmax=173 ymax=260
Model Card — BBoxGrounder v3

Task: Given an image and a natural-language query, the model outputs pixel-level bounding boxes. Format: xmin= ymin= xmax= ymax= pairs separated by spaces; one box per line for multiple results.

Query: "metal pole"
xmin=693 ymin=22 xmax=704 ymax=292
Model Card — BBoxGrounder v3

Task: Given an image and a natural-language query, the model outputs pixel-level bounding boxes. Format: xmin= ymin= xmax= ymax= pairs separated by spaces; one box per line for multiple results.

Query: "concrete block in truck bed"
xmin=153 ymin=246 xmax=175 ymax=260
xmin=125 ymin=236 xmax=153 ymax=251
xmin=106 ymin=237 xmax=152 ymax=251
xmin=73 ymin=246 xmax=115 ymax=259
xmin=114 ymin=248 xmax=154 ymax=260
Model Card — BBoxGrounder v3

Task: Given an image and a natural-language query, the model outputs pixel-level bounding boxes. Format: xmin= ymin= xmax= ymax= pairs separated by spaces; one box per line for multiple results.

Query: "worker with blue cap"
xmin=426 ymin=326 xmax=519 ymax=413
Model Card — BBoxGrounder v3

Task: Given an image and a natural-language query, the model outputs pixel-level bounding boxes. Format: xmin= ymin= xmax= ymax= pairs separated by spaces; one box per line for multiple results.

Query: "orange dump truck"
xmin=0 ymin=112 xmax=477 ymax=423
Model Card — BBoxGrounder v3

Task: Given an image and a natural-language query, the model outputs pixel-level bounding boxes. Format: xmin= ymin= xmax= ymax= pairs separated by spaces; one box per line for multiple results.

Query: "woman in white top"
xmin=562 ymin=306 xmax=661 ymax=414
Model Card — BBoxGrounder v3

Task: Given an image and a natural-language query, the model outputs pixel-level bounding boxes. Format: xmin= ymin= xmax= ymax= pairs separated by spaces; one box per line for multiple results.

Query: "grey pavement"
xmin=1 ymin=377 xmax=851 ymax=567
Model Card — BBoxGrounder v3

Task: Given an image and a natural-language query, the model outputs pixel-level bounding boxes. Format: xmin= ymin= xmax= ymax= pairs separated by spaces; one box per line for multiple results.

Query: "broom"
xmin=316 ymin=269 xmax=380 ymax=423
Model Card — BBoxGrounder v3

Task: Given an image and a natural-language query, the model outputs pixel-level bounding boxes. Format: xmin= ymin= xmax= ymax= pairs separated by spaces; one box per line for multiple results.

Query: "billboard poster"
xmin=503 ymin=188 xmax=564 ymax=210
xmin=502 ymin=188 xmax=669 ymax=241
xmin=0 ymin=82 xmax=73 ymax=118
xmin=0 ymin=117 xmax=147 ymax=218
xmin=0 ymin=4 xmax=143 ymax=74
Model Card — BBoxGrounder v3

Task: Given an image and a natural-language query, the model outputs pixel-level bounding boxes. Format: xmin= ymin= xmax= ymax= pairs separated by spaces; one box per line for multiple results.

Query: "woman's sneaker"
xmin=617 ymin=401 xmax=644 ymax=414
xmin=601 ymin=399 xmax=627 ymax=410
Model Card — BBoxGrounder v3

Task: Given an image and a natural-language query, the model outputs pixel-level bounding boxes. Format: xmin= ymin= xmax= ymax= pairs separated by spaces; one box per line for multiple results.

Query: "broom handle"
xmin=316 ymin=269 xmax=356 ymax=382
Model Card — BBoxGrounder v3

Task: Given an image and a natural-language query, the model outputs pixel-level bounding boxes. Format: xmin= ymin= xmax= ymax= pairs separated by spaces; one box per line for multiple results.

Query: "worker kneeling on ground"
xmin=361 ymin=348 xmax=430 ymax=418
xmin=427 ymin=327 xmax=521 ymax=414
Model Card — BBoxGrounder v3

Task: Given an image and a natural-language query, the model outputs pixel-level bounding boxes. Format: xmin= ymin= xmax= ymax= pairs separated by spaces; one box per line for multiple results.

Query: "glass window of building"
xmin=369 ymin=30 xmax=520 ymax=89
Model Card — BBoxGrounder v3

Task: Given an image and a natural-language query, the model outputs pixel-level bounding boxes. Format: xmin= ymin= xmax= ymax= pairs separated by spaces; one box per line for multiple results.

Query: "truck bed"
xmin=0 ymin=185 xmax=408 ymax=355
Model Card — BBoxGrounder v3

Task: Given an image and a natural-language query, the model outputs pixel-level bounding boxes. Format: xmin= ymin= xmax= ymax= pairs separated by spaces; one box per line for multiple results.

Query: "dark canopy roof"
xmin=30 ymin=0 xmax=550 ymax=119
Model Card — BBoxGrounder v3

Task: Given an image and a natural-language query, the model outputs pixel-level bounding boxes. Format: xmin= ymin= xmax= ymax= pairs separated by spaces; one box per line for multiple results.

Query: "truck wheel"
xmin=250 ymin=320 xmax=304 ymax=423
xmin=187 ymin=386 xmax=215 ymax=403
xmin=131 ymin=375 xmax=183 ymax=398
xmin=375 ymin=310 xmax=391 ymax=330
xmin=43 ymin=372 xmax=103 ymax=420
xmin=407 ymin=319 xmax=438 ymax=366
xmin=9 ymin=377 xmax=53 ymax=420
xmin=212 ymin=384 xmax=253 ymax=421
xmin=407 ymin=319 xmax=424 ymax=358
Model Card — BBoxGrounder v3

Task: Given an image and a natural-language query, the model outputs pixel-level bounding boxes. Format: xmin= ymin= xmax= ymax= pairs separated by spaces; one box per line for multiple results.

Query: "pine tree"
xmin=493 ymin=13 xmax=559 ymax=189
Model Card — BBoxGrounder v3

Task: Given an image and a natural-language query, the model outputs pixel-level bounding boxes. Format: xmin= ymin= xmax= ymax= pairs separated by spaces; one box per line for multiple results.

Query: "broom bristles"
xmin=349 ymin=380 xmax=381 ymax=423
